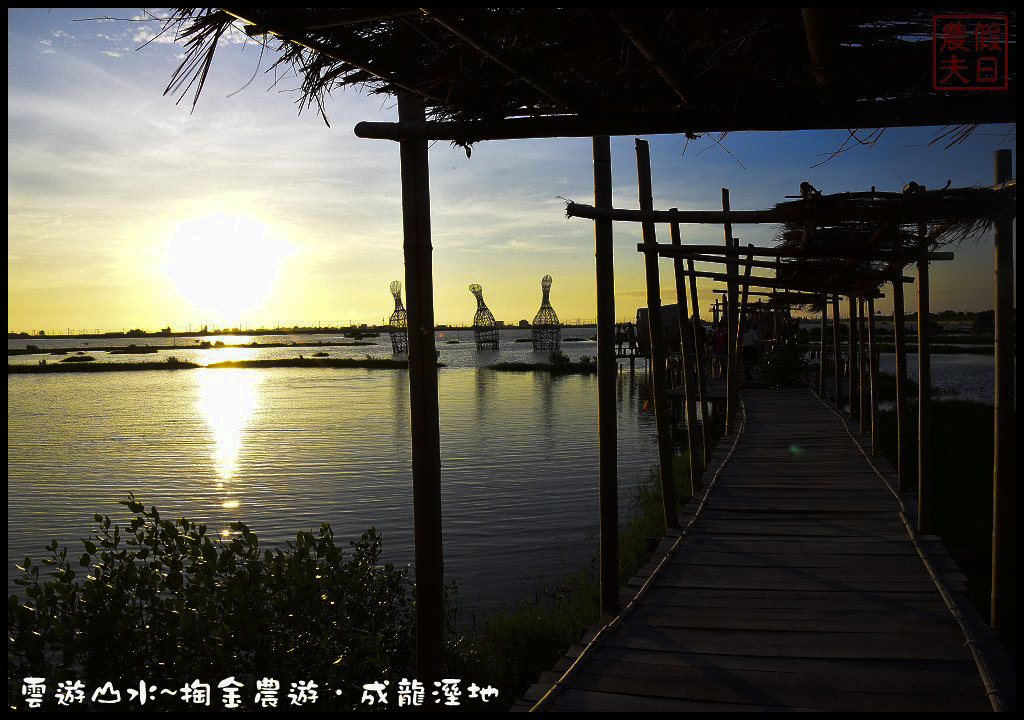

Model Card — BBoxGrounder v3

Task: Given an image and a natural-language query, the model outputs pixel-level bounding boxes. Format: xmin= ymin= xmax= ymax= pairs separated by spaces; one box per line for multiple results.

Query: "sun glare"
xmin=163 ymin=213 xmax=292 ymax=327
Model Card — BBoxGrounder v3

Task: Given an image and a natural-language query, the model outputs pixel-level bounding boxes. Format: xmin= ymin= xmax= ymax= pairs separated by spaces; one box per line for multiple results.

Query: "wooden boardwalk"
xmin=517 ymin=387 xmax=1015 ymax=712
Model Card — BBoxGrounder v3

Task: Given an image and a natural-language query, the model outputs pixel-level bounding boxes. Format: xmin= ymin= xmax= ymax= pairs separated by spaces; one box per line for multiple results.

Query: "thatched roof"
xmin=771 ymin=183 xmax=1015 ymax=305
xmin=163 ymin=8 xmax=1015 ymax=142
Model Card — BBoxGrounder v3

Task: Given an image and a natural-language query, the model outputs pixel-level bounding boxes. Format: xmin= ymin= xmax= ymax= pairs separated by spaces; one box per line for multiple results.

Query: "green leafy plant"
xmin=8 ymin=496 xmax=415 ymax=710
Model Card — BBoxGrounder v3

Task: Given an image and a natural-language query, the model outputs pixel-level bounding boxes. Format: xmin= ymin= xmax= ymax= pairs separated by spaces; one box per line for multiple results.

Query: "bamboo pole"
xmin=737 ymin=247 xmax=754 ymax=383
xmin=649 ymin=265 xmax=890 ymax=295
xmin=858 ymin=297 xmax=868 ymax=434
xmin=353 ymin=96 xmax=1016 ymax=141
xmin=991 ymin=148 xmax=1015 ymax=637
xmin=832 ymin=295 xmax=842 ymax=411
xmin=723 ymin=189 xmax=739 ymax=435
xmin=818 ymin=302 xmax=827 ymax=397
xmin=892 ymin=279 xmax=911 ymax=492
xmin=848 ymin=296 xmax=858 ymax=421
xmin=916 ymin=250 xmax=931 ymax=534
xmin=868 ymin=297 xmax=879 ymax=455
xmin=671 ymin=219 xmax=702 ymax=493
xmin=593 ymin=136 xmax=619 ymax=616
xmin=636 ymin=139 xmax=678 ymax=530
xmin=636 ymin=243 xmax=954 ymax=261
xmin=687 ymin=258 xmax=712 ymax=468
xmin=565 ymin=201 xmax=1013 ymax=227
xmin=398 ymin=93 xmax=443 ymax=682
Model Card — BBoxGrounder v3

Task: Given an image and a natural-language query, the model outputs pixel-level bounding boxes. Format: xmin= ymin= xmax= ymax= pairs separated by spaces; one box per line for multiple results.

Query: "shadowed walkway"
xmin=517 ymin=387 xmax=1015 ymax=712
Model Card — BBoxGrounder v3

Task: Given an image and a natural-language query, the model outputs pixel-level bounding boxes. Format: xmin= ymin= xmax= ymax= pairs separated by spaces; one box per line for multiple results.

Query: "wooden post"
xmin=818 ymin=302 xmax=827 ymax=397
xmin=688 ymin=259 xmax=712 ymax=468
xmin=398 ymin=93 xmax=443 ymax=682
xmin=917 ymin=252 xmax=931 ymax=533
xmin=723 ymin=188 xmax=739 ymax=435
xmin=868 ymin=297 xmax=879 ymax=455
xmin=991 ymin=148 xmax=1015 ymax=636
xmin=737 ymin=246 xmax=754 ymax=382
xmin=848 ymin=295 xmax=857 ymax=420
xmin=671 ymin=219 xmax=701 ymax=493
xmin=593 ymin=136 xmax=619 ymax=616
xmin=858 ymin=296 xmax=868 ymax=434
xmin=636 ymin=139 xmax=678 ymax=530
xmin=832 ymin=295 xmax=842 ymax=411
xmin=892 ymin=279 xmax=911 ymax=492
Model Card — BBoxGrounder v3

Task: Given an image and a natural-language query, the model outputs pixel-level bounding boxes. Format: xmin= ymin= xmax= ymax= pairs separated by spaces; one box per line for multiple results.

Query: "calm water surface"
xmin=8 ymin=361 xmax=660 ymax=610
xmin=8 ymin=332 xmax=1002 ymax=608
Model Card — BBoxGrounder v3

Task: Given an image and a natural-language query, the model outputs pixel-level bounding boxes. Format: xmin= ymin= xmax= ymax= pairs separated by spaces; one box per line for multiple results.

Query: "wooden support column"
xmin=723 ymin=189 xmax=739 ymax=435
xmin=991 ymin=148 xmax=1015 ymax=636
xmin=818 ymin=302 xmax=827 ymax=397
xmin=832 ymin=295 xmax=842 ymax=411
xmin=671 ymin=219 xmax=701 ymax=493
xmin=892 ymin=279 xmax=911 ymax=492
xmin=687 ymin=259 xmax=712 ymax=468
xmin=636 ymin=139 xmax=678 ymax=530
xmin=916 ymin=252 xmax=931 ymax=533
xmin=398 ymin=93 xmax=443 ymax=682
xmin=868 ymin=297 xmax=879 ymax=455
xmin=593 ymin=136 xmax=619 ymax=615
xmin=858 ymin=297 xmax=868 ymax=434
xmin=737 ymin=247 xmax=754 ymax=382
xmin=848 ymin=295 xmax=858 ymax=420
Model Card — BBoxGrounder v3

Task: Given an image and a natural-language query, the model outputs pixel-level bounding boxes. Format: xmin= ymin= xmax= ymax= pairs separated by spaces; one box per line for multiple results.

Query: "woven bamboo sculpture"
xmin=469 ymin=283 xmax=499 ymax=349
xmin=388 ymin=280 xmax=408 ymax=354
xmin=531 ymin=275 xmax=561 ymax=351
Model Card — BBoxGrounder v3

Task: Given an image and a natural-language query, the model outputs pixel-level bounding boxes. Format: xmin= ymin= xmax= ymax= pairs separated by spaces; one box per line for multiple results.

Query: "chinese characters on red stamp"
xmin=933 ymin=15 xmax=1009 ymax=90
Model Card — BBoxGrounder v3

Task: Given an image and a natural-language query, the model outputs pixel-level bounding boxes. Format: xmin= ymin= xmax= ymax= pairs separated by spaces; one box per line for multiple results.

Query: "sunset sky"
xmin=7 ymin=9 xmax=1016 ymax=334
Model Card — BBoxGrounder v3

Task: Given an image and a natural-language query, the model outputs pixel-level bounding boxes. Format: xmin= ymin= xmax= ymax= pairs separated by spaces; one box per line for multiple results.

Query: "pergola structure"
xmin=162 ymin=8 xmax=1016 ymax=682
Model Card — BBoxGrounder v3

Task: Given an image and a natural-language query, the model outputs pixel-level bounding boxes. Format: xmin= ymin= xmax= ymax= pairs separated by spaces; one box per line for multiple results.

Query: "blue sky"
xmin=7 ymin=9 xmax=1016 ymax=333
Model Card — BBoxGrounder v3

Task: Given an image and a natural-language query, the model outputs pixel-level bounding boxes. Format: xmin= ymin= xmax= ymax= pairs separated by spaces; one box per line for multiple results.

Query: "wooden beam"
xmin=687 ymin=257 xmax=712 ymax=469
xmin=723 ymin=189 xmax=739 ymax=435
xmin=667 ymin=266 xmax=887 ymax=296
xmin=636 ymin=139 xmax=678 ymax=530
xmin=398 ymin=93 xmax=443 ymax=683
xmin=647 ymin=249 xmax=915 ymax=282
xmin=832 ymin=295 xmax=843 ymax=412
xmin=638 ymin=243 xmax=955 ymax=262
xmin=593 ymin=136 xmax=619 ymax=616
xmin=892 ymin=278 xmax=911 ymax=492
xmin=671 ymin=218 xmax=702 ymax=495
xmin=868 ymin=296 xmax=879 ymax=455
xmin=569 ymin=201 xmax=1005 ymax=227
xmin=352 ymin=95 xmax=1016 ymax=140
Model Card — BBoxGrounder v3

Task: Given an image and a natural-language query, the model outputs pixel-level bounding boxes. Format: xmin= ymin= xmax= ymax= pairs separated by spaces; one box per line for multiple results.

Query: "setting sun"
xmin=162 ymin=213 xmax=293 ymax=327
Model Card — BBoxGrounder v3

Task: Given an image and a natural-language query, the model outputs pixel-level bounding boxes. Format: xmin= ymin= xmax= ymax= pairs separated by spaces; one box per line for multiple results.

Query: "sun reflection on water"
xmin=196 ymin=369 xmax=263 ymax=509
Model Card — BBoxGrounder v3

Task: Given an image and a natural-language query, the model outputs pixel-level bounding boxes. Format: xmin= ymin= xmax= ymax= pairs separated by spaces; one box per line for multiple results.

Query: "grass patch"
xmin=876 ymin=400 xmax=998 ymax=634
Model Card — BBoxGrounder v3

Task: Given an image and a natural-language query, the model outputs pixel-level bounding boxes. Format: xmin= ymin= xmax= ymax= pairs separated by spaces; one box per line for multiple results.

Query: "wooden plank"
xmin=519 ymin=388 xmax=1007 ymax=712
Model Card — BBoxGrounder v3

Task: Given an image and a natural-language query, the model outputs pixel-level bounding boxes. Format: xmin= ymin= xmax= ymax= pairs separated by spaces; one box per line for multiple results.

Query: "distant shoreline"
xmin=7 ymin=341 xmax=377 ymax=356
xmin=8 ymin=358 xmax=426 ymax=374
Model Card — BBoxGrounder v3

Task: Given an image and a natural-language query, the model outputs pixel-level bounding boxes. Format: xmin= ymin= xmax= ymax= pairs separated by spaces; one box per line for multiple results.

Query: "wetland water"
xmin=8 ymin=331 xmax=659 ymax=609
xmin=7 ymin=331 xmax=1001 ymax=607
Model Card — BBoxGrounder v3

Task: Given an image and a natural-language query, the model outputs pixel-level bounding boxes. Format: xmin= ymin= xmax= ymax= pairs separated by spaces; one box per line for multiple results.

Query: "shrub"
xmin=548 ymin=350 xmax=570 ymax=365
xmin=8 ymin=497 xmax=415 ymax=710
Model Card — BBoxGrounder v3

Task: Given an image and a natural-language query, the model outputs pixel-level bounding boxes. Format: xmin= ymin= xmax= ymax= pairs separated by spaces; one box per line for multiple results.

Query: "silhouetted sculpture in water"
xmin=531 ymin=274 xmax=562 ymax=351
xmin=469 ymin=283 xmax=499 ymax=349
xmin=388 ymin=280 xmax=408 ymax=354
